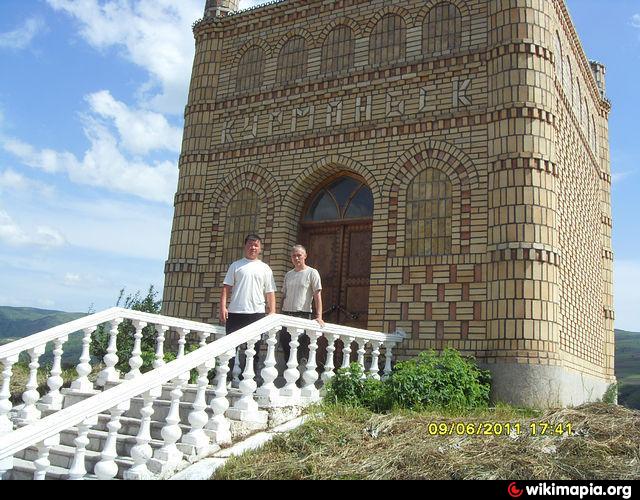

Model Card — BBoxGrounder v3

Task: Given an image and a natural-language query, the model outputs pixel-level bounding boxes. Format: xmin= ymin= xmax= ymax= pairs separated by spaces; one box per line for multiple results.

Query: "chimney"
xmin=204 ymin=0 xmax=240 ymax=18
xmin=590 ymin=61 xmax=607 ymax=100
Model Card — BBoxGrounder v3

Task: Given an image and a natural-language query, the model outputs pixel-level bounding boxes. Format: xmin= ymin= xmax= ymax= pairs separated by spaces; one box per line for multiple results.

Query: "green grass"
xmin=213 ymin=402 xmax=640 ymax=480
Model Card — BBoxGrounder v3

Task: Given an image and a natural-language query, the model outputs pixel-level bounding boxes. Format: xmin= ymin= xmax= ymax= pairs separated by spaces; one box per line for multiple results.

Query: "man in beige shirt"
xmin=280 ymin=244 xmax=324 ymax=362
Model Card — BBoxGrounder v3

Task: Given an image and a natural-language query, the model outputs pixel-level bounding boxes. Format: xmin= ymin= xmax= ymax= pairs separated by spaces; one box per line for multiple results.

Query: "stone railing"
xmin=0 ymin=312 xmax=405 ymax=480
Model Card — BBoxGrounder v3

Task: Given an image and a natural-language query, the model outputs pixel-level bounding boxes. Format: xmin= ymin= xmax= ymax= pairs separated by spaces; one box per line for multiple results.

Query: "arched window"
xmin=304 ymin=177 xmax=373 ymax=222
xmin=423 ymin=2 xmax=462 ymax=55
xmin=369 ymin=14 xmax=406 ymax=66
xmin=554 ymin=32 xmax=563 ymax=81
xmin=321 ymin=25 xmax=355 ymax=75
xmin=406 ymin=169 xmax=452 ymax=256
xmin=592 ymin=116 xmax=598 ymax=153
xmin=277 ymin=36 xmax=307 ymax=84
xmin=236 ymin=46 xmax=265 ymax=92
xmin=223 ymin=189 xmax=261 ymax=264
xmin=564 ymin=56 xmax=572 ymax=101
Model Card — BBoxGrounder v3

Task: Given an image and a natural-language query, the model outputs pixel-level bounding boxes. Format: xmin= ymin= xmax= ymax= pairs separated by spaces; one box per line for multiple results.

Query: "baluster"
xmin=176 ymin=328 xmax=190 ymax=359
xmin=256 ymin=328 xmax=280 ymax=406
xmin=228 ymin=338 xmax=267 ymax=423
xmin=356 ymin=339 xmax=367 ymax=378
xmin=33 ymin=434 xmax=60 ymax=480
xmin=206 ymin=351 xmax=233 ymax=445
xmin=231 ymin=347 xmax=242 ymax=388
xmin=149 ymin=372 xmax=188 ymax=475
xmin=0 ymin=355 xmax=18 ymax=433
xmin=94 ymin=401 xmax=129 ymax=480
xmin=97 ymin=318 xmax=124 ymax=387
xmin=123 ymin=387 xmax=161 ymax=480
xmin=183 ymin=361 xmax=215 ymax=455
xmin=383 ymin=342 xmax=395 ymax=380
xmin=125 ymin=321 xmax=147 ymax=380
xmin=68 ymin=415 xmax=98 ymax=480
xmin=38 ymin=335 xmax=69 ymax=411
xmin=368 ymin=341 xmax=383 ymax=380
xmin=281 ymin=328 xmax=302 ymax=401
xmin=154 ymin=325 xmax=169 ymax=369
xmin=301 ymin=330 xmax=322 ymax=403
xmin=16 ymin=346 xmax=45 ymax=424
xmin=71 ymin=327 xmax=97 ymax=392
xmin=340 ymin=336 xmax=354 ymax=370
xmin=320 ymin=333 xmax=337 ymax=391
xmin=0 ymin=355 xmax=18 ymax=480
xmin=197 ymin=331 xmax=209 ymax=349
xmin=153 ymin=325 xmax=169 ymax=368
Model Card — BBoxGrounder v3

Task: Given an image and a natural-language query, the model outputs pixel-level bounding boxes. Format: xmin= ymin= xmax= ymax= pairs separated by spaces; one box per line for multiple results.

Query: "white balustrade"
xmin=321 ymin=333 xmax=337 ymax=389
xmin=256 ymin=328 xmax=280 ymax=406
xmin=33 ymin=434 xmax=60 ymax=480
xmin=16 ymin=346 xmax=45 ymax=424
xmin=38 ymin=335 xmax=69 ymax=411
xmin=0 ymin=311 xmax=404 ymax=481
xmin=68 ymin=415 xmax=98 ymax=480
xmin=301 ymin=330 xmax=322 ymax=403
xmin=71 ymin=327 xmax=96 ymax=392
xmin=369 ymin=341 xmax=383 ymax=380
xmin=124 ymin=387 xmax=160 ymax=480
xmin=126 ymin=321 xmax=147 ymax=380
xmin=154 ymin=325 xmax=169 ymax=369
xmin=94 ymin=401 xmax=129 ymax=480
xmin=206 ymin=351 xmax=233 ymax=445
xmin=183 ymin=361 xmax=215 ymax=455
xmin=97 ymin=318 xmax=124 ymax=387
xmin=228 ymin=338 xmax=267 ymax=424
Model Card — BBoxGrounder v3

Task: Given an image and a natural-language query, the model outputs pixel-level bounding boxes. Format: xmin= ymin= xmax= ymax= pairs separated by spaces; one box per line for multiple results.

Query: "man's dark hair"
xmin=244 ymin=234 xmax=262 ymax=245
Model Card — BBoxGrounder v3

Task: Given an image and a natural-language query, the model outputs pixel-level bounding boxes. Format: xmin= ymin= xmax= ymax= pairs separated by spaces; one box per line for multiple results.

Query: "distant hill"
xmin=0 ymin=306 xmax=86 ymax=343
xmin=615 ymin=329 xmax=640 ymax=410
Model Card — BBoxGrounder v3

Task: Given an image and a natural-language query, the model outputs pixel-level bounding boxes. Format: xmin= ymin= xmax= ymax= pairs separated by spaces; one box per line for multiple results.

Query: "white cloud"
xmin=632 ymin=14 xmax=640 ymax=29
xmin=238 ymin=0 xmax=270 ymax=8
xmin=46 ymin=0 xmax=201 ymax=114
xmin=0 ymin=18 xmax=45 ymax=50
xmin=0 ymin=169 xmax=55 ymax=196
xmin=0 ymin=210 xmax=66 ymax=248
xmin=87 ymin=90 xmax=182 ymax=155
xmin=2 ymin=120 xmax=178 ymax=204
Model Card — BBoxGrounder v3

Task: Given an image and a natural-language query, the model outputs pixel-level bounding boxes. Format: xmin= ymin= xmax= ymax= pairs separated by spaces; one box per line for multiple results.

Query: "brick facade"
xmin=164 ymin=0 xmax=614 ymax=407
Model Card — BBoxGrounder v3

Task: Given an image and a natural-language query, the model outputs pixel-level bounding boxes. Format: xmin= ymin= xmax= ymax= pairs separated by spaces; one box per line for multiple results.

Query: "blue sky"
xmin=0 ymin=0 xmax=638 ymax=331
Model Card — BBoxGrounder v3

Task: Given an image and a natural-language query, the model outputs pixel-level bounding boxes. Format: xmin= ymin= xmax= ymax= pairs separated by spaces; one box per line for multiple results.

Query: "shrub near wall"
xmin=327 ymin=349 xmax=491 ymax=412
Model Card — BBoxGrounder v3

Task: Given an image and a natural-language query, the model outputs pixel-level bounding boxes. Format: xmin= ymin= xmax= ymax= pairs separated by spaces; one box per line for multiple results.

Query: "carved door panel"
xmin=341 ymin=223 xmax=372 ymax=330
xmin=300 ymin=225 xmax=342 ymax=325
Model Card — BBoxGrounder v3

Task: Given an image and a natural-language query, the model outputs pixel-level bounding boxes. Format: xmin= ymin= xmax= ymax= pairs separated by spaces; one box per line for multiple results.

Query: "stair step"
xmin=58 ymin=426 xmax=165 ymax=455
xmin=8 ymin=458 xmax=72 ymax=480
xmin=16 ymin=444 xmax=134 ymax=479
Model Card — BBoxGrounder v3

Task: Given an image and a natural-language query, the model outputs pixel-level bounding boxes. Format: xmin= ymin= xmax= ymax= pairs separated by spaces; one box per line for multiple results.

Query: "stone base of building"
xmin=481 ymin=362 xmax=616 ymax=409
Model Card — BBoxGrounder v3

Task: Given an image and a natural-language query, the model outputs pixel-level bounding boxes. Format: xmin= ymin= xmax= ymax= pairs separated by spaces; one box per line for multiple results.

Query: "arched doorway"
xmin=298 ymin=175 xmax=373 ymax=329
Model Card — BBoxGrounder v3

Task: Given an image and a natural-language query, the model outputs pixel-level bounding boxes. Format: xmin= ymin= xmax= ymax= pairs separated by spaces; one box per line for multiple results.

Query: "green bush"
xmin=325 ymin=364 xmax=390 ymax=412
xmin=326 ymin=349 xmax=491 ymax=412
xmin=90 ymin=286 xmax=162 ymax=374
xmin=388 ymin=349 xmax=491 ymax=410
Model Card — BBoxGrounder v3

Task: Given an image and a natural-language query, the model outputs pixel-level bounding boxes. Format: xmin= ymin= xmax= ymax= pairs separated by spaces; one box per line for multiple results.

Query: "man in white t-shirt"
xmin=280 ymin=244 xmax=324 ymax=362
xmin=220 ymin=234 xmax=277 ymax=334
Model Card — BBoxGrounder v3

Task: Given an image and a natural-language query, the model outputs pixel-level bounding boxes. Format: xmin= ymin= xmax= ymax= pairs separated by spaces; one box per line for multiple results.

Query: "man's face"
xmin=291 ymin=249 xmax=306 ymax=268
xmin=244 ymin=238 xmax=261 ymax=260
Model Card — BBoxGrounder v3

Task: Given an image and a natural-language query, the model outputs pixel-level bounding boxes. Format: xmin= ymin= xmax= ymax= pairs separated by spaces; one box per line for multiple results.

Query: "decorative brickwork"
xmin=165 ymin=0 xmax=615 ymax=407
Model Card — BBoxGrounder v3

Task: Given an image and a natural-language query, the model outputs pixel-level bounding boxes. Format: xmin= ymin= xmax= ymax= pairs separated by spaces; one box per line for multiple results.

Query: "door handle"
xmin=323 ymin=304 xmax=337 ymax=315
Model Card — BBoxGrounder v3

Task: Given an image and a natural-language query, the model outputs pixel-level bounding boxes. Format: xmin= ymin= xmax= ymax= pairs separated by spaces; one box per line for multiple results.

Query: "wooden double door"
xmin=298 ymin=220 xmax=372 ymax=330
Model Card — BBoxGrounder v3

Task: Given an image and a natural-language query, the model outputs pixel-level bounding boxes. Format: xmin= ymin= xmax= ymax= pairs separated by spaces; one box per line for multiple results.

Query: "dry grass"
xmin=213 ymin=403 xmax=640 ymax=480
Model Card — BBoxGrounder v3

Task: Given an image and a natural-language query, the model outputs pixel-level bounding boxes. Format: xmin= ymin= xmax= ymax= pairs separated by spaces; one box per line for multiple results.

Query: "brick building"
xmin=163 ymin=0 xmax=615 ymax=407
